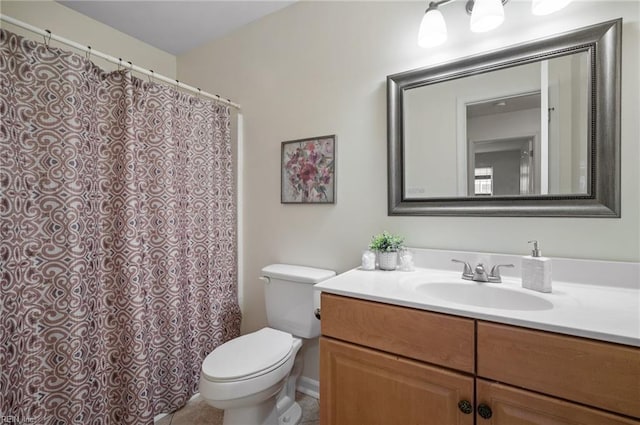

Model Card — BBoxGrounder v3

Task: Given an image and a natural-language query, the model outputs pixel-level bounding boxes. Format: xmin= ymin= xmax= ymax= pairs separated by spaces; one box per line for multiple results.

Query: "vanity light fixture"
xmin=418 ymin=0 xmax=572 ymax=48
xmin=418 ymin=3 xmax=448 ymax=47
xmin=470 ymin=0 xmax=505 ymax=33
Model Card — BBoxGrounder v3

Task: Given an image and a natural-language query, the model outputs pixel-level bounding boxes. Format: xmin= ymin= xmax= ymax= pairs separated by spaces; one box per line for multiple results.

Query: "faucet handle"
xmin=488 ymin=264 xmax=515 ymax=283
xmin=451 ymin=259 xmax=473 ymax=280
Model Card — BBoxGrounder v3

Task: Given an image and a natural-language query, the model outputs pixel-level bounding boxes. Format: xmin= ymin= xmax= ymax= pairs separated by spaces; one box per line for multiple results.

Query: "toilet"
xmin=199 ymin=264 xmax=335 ymax=425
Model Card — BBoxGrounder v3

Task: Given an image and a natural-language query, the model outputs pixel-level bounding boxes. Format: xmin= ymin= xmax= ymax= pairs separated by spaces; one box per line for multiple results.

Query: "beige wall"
xmin=1 ymin=0 xmax=176 ymax=78
xmin=177 ymin=1 xmax=639 ymax=382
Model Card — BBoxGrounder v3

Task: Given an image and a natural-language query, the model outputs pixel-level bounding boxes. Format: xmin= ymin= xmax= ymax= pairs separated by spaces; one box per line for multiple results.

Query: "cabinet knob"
xmin=457 ymin=400 xmax=473 ymax=414
xmin=477 ymin=403 xmax=493 ymax=419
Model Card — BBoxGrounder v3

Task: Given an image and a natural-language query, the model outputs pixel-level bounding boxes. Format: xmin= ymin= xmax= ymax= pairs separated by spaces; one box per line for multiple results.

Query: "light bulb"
xmin=470 ymin=0 xmax=505 ymax=33
xmin=418 ymin=7 xmax=447 ymax=48
xmin=532 ymin=0 xmax=572 ymax=16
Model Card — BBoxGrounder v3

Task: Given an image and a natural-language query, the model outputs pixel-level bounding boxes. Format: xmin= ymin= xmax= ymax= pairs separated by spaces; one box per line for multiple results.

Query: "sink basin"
xmin=417 ymin=282 xmax=553 ymax=311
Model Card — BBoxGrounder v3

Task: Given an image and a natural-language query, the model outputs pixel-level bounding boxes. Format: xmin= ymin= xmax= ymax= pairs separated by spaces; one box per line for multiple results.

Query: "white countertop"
xmin=315 ymin=267 xmax=640 ymax=347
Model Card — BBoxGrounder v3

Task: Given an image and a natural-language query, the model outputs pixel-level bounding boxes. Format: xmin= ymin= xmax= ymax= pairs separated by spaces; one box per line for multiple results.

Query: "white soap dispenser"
xmin=521 ymin=240 xmax=552 ymax=293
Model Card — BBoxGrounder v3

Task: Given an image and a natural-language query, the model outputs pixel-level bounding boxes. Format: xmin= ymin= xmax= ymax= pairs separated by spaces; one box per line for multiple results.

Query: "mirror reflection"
xmin=403 ymin=51 xmax=589 ymax=199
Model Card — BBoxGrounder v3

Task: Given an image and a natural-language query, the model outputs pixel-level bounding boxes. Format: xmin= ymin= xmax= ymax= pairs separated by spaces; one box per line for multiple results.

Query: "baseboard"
xmin=297 ymin=377 xmax=319 ymax=399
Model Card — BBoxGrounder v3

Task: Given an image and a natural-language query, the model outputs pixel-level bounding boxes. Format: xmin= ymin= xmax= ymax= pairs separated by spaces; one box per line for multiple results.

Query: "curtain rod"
xmin=0 ymin=14 xmax=241 ymax=110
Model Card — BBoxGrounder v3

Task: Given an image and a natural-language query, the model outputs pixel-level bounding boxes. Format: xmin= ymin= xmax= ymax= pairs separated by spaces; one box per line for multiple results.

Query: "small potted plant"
xmin=369 ymin=231 xmax=405 ymax=271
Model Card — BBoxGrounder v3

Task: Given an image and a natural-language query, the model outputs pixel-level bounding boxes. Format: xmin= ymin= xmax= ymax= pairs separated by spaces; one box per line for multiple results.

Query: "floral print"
xmin=282 ymin=136 xmax=335 ymax=203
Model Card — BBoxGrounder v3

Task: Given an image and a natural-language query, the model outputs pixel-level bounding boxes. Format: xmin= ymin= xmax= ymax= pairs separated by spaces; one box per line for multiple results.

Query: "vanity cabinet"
xmin=319 ymin=293 xmax=640 ymax=425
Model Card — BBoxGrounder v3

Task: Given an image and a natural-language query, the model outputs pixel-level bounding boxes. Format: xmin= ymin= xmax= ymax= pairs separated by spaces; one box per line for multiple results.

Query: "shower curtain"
xmin=0 ymin=29 xmax=241 ymax=424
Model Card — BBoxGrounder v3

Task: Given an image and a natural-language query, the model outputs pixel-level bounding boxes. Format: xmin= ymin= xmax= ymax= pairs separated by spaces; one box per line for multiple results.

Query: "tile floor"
xmin=155 ymin=392 xmax=319 ymax=425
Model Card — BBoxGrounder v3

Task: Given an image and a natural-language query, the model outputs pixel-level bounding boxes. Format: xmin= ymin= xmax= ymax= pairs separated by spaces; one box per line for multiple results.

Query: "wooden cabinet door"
xmin=476 ymin=379 xmax=640 ymax=425
xmin=320 ymin=337 xmax=474 ymax=425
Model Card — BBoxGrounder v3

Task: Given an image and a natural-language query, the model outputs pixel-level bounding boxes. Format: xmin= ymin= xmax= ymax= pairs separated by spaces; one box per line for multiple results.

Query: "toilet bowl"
xmin=200 ymin=328 xmax=303 ymax=425
xmin=199 ymin=264 xmax=336 ymax=425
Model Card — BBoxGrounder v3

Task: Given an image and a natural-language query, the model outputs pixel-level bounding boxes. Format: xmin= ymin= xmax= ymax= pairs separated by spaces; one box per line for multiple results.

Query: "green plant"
xmin=369 ymin=231 xmax=404 ymax=252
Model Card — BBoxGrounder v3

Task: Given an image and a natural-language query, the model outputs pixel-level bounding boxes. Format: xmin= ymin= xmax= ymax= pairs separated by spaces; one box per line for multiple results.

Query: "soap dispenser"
xmin=521 ymin=240 xmax=552 ymax=293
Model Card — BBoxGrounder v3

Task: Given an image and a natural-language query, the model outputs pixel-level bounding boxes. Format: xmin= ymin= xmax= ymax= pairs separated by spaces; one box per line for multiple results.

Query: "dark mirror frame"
xmin=387 ymin=19 xmax=621 ymax=217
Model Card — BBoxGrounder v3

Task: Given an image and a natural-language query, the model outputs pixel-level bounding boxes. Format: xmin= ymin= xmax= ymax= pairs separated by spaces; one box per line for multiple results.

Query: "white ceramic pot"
xmin=378 ymin=251 xmax=398 ymax=271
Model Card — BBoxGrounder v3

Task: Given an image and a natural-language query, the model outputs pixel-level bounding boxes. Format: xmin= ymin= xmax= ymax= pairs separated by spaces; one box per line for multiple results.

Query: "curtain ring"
xmin=43 ymin=29 xmax=52 ymax=48
xmin=148 ymin=70 xmax=154 ymax=83
xmin=117 ymin=58 xmax=123 ymax=71
xmin=85 ymin=46 xmax=92 ymax=60
xmin=197 ymin=88 xmax=202 ymax=99
xmin=175 ymin=80 xmax=180 ymax=90
xmin=128 ymin=61 xmax=133 ymax=72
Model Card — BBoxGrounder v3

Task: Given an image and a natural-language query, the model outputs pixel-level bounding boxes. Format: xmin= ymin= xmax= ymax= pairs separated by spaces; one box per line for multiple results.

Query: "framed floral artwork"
xmin=281 ymin=135 xmax=336 ymax=204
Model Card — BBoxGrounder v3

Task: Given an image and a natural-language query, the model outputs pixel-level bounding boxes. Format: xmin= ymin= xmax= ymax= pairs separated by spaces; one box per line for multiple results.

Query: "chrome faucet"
xmin=452 ymin=259 xmax=514 ymax=283
xmin=473 ymin=263 xmax=489 ymax=282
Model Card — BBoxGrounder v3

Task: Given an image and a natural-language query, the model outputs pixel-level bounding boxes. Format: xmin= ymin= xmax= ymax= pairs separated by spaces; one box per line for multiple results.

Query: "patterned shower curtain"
xmin=0 ymin=29 xmax=241 ymax=424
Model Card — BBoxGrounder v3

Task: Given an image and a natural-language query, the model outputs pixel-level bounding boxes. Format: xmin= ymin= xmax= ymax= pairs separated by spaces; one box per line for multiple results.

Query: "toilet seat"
xmin=202 ymin=328 xmax=293 ymax=382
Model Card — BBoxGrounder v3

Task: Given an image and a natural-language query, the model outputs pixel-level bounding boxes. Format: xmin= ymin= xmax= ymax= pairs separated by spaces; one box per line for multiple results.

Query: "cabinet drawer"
xmin=477 ymin=379 xmax=640 ymax=425
xmin=321 ymin=293 xmax=475 ymax=373
xmin=477 ymin=322 xmax=640 ymax=418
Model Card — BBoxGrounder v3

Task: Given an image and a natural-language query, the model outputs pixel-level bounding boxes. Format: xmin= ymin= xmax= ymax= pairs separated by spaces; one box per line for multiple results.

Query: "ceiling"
xmin=57 ymin=1 xmax=296 ymax=55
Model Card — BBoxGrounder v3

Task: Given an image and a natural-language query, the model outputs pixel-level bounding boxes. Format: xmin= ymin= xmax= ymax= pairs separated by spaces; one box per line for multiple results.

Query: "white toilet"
xmin=199 ymin=264 xmax=335 ymax=425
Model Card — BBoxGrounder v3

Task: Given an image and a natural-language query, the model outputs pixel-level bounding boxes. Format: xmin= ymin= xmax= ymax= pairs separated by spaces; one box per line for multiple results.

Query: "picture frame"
xmin=281 ymin=135 xmax=336 ymax=204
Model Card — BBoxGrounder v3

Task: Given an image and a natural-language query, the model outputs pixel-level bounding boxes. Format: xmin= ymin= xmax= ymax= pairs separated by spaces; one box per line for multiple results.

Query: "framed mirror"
xmin=387 ymin=19 xmax=621 ymax=217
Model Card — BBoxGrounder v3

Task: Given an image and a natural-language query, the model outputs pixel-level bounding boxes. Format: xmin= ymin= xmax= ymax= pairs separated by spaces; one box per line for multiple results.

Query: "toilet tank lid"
xmin=261 ymin=264 xmax=336 ymax=284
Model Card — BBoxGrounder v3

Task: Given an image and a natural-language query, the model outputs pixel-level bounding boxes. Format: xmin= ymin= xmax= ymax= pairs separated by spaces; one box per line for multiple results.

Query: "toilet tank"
xmin=261 ymin=264 xmax=335 ymax=338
